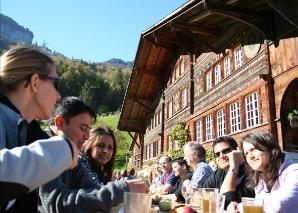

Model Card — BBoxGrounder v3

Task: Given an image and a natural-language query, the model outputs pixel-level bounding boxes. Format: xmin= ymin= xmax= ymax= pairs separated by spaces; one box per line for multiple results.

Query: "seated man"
xmin=39 ymin=97 xmax=148 ymax=213
xmin=183 ymin=141 xmax=213 ymax=188
xmin=168 ymin=158 xmax=192 ymax=203
xmin=203 ymin=136 xmax=255 ymax=208
xmin=158 ymin=156 xmax=179 ymax=194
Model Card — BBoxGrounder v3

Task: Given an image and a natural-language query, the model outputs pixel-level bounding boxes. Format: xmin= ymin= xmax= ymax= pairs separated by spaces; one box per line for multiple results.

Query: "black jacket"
xmin=202 ymin=165 xmax=255 ymax=208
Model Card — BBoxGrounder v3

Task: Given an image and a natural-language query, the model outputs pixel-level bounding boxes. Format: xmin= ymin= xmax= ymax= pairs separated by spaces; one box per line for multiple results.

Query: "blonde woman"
xmin=0 ymin=47 xmax=78 ymax=211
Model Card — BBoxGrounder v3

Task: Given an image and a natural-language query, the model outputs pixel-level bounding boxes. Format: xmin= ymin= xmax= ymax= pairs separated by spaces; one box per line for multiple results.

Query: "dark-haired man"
xmin=203 ymin=136 xmax=255 ymax=208
xmin=168 ymin=158 xmax=192 ymax=203
xmin=39 ymin=97 xmax=148 ymax=213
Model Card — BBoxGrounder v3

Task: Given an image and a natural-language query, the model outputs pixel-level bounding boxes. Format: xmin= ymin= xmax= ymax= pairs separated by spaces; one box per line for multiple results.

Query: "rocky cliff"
xmin=0 ymin=14 xmax=34 ymax=46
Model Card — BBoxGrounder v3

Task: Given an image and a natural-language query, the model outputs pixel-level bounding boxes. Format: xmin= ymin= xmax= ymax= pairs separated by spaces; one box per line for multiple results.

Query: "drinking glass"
xmin=123 ymin=192 xmax=152 ymax=213
xmin=182 ymin=180 xmax=193 ymax=204
xmin=189 ymin=188 xmax=202 ymax=211
xmin=201 ymin=188 xmax=219 ymax=213
xmin=242 ymin=197 xmax=263 ymax=213
xmin=210 ymin=194 xmax=225 ymax=213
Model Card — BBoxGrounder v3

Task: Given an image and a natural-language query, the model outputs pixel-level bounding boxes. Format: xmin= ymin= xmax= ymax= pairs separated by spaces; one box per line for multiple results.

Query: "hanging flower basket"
xmin=288 ymin=110 xmax=298 ymax=128
xmin=289 ymin=116 xmax=298 ymax=127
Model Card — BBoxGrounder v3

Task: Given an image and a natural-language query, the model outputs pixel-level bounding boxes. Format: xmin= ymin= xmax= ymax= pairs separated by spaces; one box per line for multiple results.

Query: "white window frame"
xmin=224 ymin=57 xmax=231 ymax=78
xmin=206 ymin=72 xmax=212 ymax=90
xmin=214 ymin=64 xmax=221 ymax=85
xmin=168 ymin=100 xmax=173 ymax=118
xmin=159 ymin=110 xmax=162 ymax=124
xmin=206 ymin=114 xmax=213 ymax=141
xmin=245 ymin=92 xmax=260 ymax=128
xmin=230 ymin=102 xmax=241 ymax=133
xmin=234 ymin=47 xmax=243 ymax=69
xmin=182 ymin=88 xmax=187 ymax=108
xmin=217 ymin=109 xmax=226 ymax=137
xmin=196 ymin=120 xmax=203 ymax=143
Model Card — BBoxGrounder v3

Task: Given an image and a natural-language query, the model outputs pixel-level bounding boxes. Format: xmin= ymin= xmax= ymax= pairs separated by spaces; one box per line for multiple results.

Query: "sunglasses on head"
xmin=38 ymin=74 xmax=60 ymax=90
xmin=215 ymin=147 xmax=233 ymax=158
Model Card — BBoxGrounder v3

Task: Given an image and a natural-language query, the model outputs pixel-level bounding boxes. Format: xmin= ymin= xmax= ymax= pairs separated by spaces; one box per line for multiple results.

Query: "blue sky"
xmin=2 ymin=0 xmax=186 ymax=62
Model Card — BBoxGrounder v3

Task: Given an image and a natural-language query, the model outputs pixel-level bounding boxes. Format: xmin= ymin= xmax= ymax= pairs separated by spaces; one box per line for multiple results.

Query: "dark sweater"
xmin=39 ymin=159 xmax=129 ymax=213
xmin=169 ymin=171 xmax=193 ymax=203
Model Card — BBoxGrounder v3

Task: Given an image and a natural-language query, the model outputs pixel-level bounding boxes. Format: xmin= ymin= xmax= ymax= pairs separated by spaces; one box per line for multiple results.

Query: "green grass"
xmin=93 ymin=114 xmax=120 ymax=129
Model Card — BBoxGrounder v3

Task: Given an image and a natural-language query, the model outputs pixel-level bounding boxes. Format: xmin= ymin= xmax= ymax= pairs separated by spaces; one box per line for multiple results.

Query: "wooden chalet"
xmin=118 ymin=0 xmax=298 ymax=167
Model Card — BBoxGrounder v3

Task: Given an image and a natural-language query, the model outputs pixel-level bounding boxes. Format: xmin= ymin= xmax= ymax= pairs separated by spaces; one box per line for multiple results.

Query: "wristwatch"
xmin=228 ymin=168 xmax=239 ymax=174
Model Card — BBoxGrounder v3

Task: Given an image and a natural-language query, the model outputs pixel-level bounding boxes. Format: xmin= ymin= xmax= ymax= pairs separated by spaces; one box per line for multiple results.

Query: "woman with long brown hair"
xmin=80 ymin=126 xmax=117 ymax=184
xmin=228 ymin=132 xmax=298 ymax=213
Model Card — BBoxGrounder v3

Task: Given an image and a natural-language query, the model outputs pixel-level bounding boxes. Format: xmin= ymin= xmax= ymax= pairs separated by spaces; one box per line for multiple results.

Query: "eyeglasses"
xmin=214 ymin=147 xmax=233 ymax=158
xmin=39 ymin=74 xmax=60 ymax=90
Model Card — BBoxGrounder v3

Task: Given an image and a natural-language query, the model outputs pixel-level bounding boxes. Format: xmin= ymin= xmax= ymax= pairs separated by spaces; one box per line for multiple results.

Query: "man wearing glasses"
xmin=202 ymin=136 xmax=255 ymax=208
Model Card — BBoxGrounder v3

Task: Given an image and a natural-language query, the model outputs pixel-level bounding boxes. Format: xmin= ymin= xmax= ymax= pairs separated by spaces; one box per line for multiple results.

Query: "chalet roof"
xmin=118 ymin=0 xmax=298 ymax=133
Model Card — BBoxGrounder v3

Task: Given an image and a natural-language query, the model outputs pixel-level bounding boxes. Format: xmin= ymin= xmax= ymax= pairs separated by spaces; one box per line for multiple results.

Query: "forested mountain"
xmin=0 ymin=15 xmax=132 ymax=114
xmin=55 ymin=56 xmax=131 ymax=113
xmin=104 ymin=58 xmax=133 ymax=67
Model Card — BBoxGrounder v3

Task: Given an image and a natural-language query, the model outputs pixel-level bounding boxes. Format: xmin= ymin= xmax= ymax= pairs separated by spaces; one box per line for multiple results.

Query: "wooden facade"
xmin=118 ymin=0 xmax=298 ymax=167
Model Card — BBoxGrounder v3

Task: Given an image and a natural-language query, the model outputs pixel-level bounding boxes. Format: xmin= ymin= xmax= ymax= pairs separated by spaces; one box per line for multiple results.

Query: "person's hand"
xmin=126 ymin=179 xmax=149 ymax=193
xmin=227 ymin=148 xmax=244 ymax=170
xmin=227 ymin=201 xmax=240 ymax=213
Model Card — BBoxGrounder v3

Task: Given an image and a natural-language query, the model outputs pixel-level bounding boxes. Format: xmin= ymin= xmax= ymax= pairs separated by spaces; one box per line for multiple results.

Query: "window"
xmin=206 ymin=71 xmax=212 ymax=90
xmin=168 ymin=99 xmax=173 ymax=118
xmin=147 ymin=144 xmax=150 ymax=159
xmin=173 ymin=92 xmax=180 ymax=114
xmin=214 ymin=64 xmax=221 ymax=85
xmin=172 ymin=71 xmax=175 ymax=83
xmin=245 ymin=92 xmax=260 ymax=128
xmin=159 ymin=110 xmax=162 ymax=124
xmin=153 ymin=141 xmax=157 ymax=157
xmin=224 ymin=57 xmax=231 ymax=77
xmin=230 ymin=102 xmax=241 ymax=132
xmin=217 ymin=109 xmax=226 ymax=137
xmin=206 ymin=114 xmax=213 ymax=141
xmin=234 ymin=47 xmax=243 ymax=69
xmin=196 ymin=120 xmax=203 ymax=143
xmin=182 ymin=88 xmax=187 ymax=108
xmin=175 ymin=65 xmax=180 ymax=80
xmin=180 ymin=59 xmax=185 ymax=73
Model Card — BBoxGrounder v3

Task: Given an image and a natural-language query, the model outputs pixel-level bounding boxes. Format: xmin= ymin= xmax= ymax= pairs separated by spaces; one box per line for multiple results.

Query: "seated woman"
xmin=149 ymin=162 xmax=164 ymax=193
xmin=228 ymin=132 xmax=298 ymax=213
xmin=80 ymin=126 xmax=116 ymax=185
xmin=167 ymin=158 xmax=193 ymax=203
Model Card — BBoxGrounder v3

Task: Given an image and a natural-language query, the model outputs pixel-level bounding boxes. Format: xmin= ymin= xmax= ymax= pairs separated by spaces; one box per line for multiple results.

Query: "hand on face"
xmin=227 ymin=149 xmax=244 ymax=169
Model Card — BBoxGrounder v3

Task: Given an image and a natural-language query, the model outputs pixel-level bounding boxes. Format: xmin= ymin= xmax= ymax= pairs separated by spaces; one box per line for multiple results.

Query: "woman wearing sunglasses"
xmin=228 ymin=132 xmax=298 ymax=213
xmin=203 ymin=136 xmax=254 ymax=209
xmin=0 ymin=47 xmax=78 ymax=211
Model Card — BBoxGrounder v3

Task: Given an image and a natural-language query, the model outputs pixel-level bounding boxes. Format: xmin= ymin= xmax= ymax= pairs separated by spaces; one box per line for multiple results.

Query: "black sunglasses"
xmin=39 ymin=74 xmax=60 ymax=90
xmin=215 ymin=147 xmax=233 ymax=158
